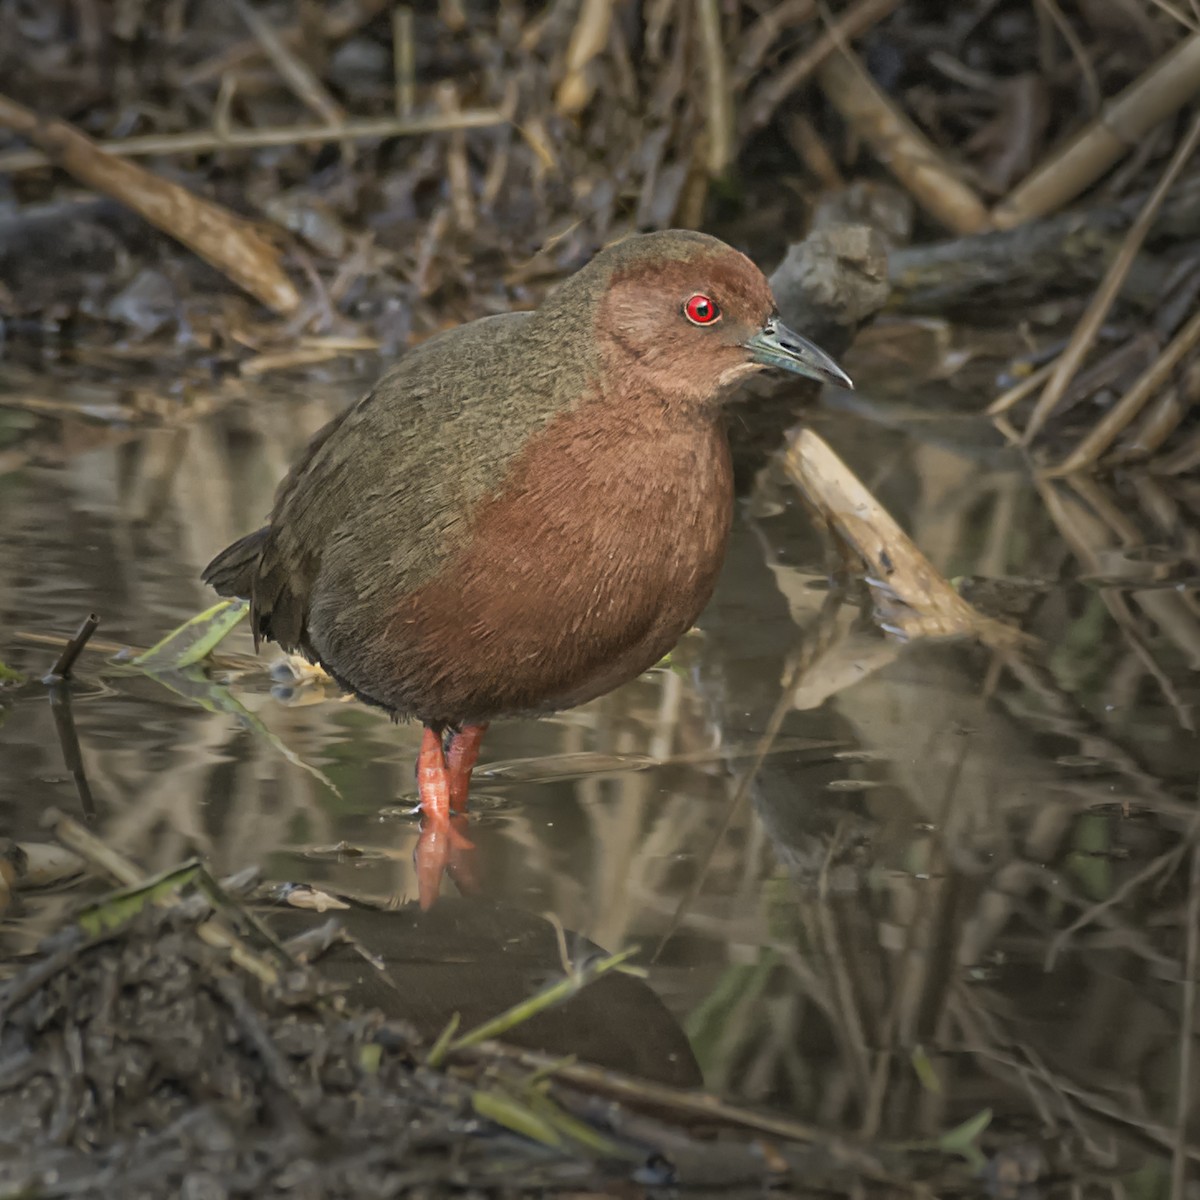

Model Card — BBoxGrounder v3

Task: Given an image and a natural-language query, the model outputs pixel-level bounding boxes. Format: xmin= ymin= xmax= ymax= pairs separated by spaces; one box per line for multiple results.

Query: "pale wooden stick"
xmin=555 ymin=0 xmax=614 ymax=115
xmin=0 ymin=109 xmax=509 ymax=173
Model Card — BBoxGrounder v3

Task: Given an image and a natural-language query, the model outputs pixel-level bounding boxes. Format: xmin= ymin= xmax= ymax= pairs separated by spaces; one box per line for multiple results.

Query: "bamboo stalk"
xmin=817 ymin=49 xmax=991 ymax=235
xmin=992 ymin=31 xmax=1200 ymax=228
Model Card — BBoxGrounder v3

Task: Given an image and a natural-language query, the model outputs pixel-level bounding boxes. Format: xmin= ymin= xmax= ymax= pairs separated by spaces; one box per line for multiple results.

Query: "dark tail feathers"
xmin=202 ymin=527 xmax=269 ymax=600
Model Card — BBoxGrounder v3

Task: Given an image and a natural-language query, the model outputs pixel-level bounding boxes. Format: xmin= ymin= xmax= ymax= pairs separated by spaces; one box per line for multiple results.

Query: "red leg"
xmin=445 ymin=722 xmax=489 ymax=813
xmin=414 ymin=725 xmax=475 ymax=909
xmin=417 ymin=725 xmax=451 ymax=823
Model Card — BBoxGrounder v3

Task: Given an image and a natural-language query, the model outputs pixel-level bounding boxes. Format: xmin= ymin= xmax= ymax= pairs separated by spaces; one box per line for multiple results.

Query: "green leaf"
xmin=425 ymin=1012 xmax=461 ymax=1068
xmin=0 ymin=659 xmax=25 ymax=686
xmin=910 ymin=1044 xmax=942 ymax=1094
xmin=526 ymin=1091 xmax=631 ymax=1158
xmin=77 ymin=861 xmax=202 ymax=935
xmin=472 ymin=1089 xmax=564 ymax=1148
xmin=938 ymin=1107 xmax=992 ymax=1171
xmin=449 ymin=947 xmax=639 ymax=1052
xmin=132 ymin=599 xmax=249 ymax=670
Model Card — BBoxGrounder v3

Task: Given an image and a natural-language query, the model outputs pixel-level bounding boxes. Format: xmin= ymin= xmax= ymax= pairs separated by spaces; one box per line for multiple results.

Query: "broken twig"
xmin=0 ymin=92 xmax=300 ymax=314
xmin=43 ymin=614 xmax=99 ymax=682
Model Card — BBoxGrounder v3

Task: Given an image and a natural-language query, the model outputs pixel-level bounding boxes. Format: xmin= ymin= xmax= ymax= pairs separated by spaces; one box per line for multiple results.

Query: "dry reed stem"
xmin=230 ymin=0 xmax=346 ymax=132
xmin=555 ymin=0 xmax=614 ymax=115
xmin=1115 ymin=356 xmax=1200 ymax=461
xmin=392 ymin=5 xmax=416 ymax=116
xmin=1174 ymin=839 xmax=1200 ymax=1197
xmin=697 ymin=0 xmax=734 ymax=176
xmin=0 ymin=109 xmax=508 ymax=173
xmin=986 ymin=359 xmax=1057 ymax=416
xmin=1047 ymin=303 xmax=1200 ymax=474
xmin=817 ymin=49 xmax=991 ymax=235
xmin=784 ymin=112 xmax=845 ymax=190
xmin=1020 ymin=106 xmax=1200 ymax=444
xmin=0 ymin=92 xmax=300 ymax=315
xmin=1033 ymin=0 xmax=1102 ymax=115
xmin=735 ymin=0 xmax=817 ymax=84
xmin=50 ymin=813 xmax=282 ymax=988
xmin=1145 ymin=0 xmax=1200 ymax=31
xmin=992 ymin=30 xmax=1200 ymax=228
xmin=176 ymin=0 xmax=390 ymax=87
xmin=741 ymin=0 xmax=900 ymax=132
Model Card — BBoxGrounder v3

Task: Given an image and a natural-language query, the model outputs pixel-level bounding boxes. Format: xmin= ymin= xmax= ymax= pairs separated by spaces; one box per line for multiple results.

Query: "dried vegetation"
xmin=3 ymin=1 xmax=1200 ymax=1195
xmin=0 ymin=0 xmax=1197 ymax=470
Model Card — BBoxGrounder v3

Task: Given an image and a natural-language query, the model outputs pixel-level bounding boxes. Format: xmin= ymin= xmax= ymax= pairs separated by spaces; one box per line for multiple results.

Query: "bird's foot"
xmin=414 ymin=724 xmax=480 ymax=908
xmin=445 ymin=721 xmax=489 ymax=813
xmin=415 ymin=813 xmax=477 ymax=910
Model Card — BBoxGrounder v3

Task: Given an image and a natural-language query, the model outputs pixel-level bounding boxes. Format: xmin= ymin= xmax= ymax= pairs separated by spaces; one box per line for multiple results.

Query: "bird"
xmin=203 ymin=229 xmax=851 ymax=906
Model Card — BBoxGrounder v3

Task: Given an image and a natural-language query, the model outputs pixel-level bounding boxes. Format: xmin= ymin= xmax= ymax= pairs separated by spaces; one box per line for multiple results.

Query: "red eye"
xmin=683 ymin=293 xmax=721 ymax=326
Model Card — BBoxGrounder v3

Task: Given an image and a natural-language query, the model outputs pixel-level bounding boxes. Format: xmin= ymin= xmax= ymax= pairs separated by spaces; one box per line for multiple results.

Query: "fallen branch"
xmin=783 ymin=430 xmax=1021 ymax=646
xmin=0 ymin=92 xmax=300 ymax=315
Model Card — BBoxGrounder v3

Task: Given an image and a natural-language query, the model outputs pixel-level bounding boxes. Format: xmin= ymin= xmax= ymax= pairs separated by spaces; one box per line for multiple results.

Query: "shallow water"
xmin=2 ymin=330 xmax=1199 ymax=1183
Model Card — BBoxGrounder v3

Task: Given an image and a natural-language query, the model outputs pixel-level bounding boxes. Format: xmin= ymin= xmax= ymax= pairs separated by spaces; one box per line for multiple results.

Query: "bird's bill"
xmin=745 ymin=317 xmax=854 ymax=389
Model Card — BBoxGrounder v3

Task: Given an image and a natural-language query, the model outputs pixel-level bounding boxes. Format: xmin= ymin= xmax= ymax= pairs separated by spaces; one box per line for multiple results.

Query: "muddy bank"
xmin=0 ymin=850 xmax=958 ymax=1199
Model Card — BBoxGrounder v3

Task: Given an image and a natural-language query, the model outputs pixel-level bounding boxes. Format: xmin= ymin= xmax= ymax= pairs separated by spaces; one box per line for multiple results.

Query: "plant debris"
xmin=0 ymin=840 xmax=987 ymax=1198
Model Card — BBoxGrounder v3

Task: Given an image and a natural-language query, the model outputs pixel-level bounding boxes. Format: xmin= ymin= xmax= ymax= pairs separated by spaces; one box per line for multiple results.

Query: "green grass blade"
xmin=132 ymin=599 xmax=249 ymax=670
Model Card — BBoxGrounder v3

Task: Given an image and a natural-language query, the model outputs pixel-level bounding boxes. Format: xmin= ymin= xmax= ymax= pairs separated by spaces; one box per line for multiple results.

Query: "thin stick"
xmin=177 ymin=0 xmax=391 ymax=87
xmin=448 ymin=947 xmax=640 ymax=1053
xmin=1022 ymin=105 xmax=1200 ymax=444
xmin=1173 ymin=837 xmax=1200 ymax=1199
xmin=697 ymin=0 xmax=733 ymax=176
xmin=986 ymin=359 xmax=1057 ymax=416
xmin=741 ymin=0 xmax=900 ymax=134
xmin=1047 ymin=302 xmax=1200 ymax=475
xmin=229 ymin=0 xmax=345 ymax=131
xmin=993 ymin=31 xmax=1200 ymax=228
xmin=392 ymin=6 xmax=416 ymax=116
xmin=1034 ymin=0 xmax=1102 ymax=115
xmin=44 ymin=614 xmax=99 ymax=682
xmin=452 ymin=1040 xmax=830 ymax=1146
xmin=48 ymin=685 xmax=97 ymax=821
xmin=0 ymin=109 xmax=509 ymax=173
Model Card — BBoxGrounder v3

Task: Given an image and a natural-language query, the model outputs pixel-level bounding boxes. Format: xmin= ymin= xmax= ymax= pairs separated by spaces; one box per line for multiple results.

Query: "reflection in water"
xmin=1 ymin=345 xmax=1198 ymax=1184
xmin=265 ymin=895 xmax=702 ymax=1089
